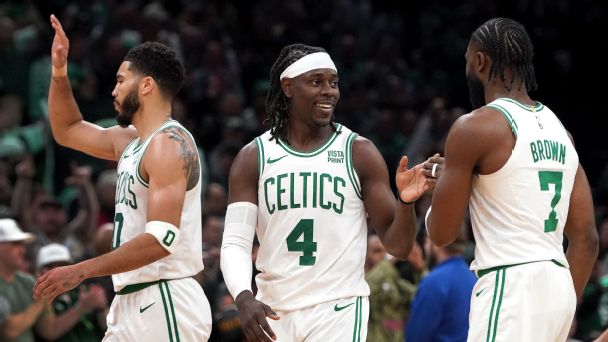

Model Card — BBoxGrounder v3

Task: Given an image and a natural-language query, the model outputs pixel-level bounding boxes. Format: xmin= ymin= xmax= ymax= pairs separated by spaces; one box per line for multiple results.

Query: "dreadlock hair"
xmin=264 ymin=43 xmax=338 ymax=142
xmin=470 ymin=18 xmax=538 ymax=92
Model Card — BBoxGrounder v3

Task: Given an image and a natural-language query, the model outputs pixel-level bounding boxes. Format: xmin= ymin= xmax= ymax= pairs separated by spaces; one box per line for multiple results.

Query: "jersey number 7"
xmin=538 ymin=171 xmax=563 ymax=233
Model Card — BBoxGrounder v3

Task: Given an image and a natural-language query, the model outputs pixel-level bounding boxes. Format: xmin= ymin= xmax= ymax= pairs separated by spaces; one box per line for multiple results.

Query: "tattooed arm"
xmin=34 ymin=127 xmax=200 ymax=303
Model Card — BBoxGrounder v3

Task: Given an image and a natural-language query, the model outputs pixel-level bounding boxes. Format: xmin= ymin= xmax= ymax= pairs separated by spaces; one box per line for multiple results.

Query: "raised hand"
xmin=50 ymin=14 xmax=69 ymax=75
xmin=64 ymin=164 xmax=93 ymax=187
xmin=234 ymin=291 xmax=280 ymax=342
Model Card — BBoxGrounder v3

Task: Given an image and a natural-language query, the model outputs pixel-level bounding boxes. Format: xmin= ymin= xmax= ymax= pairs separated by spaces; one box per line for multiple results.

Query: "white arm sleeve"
xmin=220 ymin=202 xmax=258 ymax=299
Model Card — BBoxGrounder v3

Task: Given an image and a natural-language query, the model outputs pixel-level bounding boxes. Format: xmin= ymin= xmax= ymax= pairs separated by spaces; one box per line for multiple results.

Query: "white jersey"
xmin=469 ymin=98 xmax=578 ymax=271
xmin=112 ymin=120 xmax=204 ymax=291
xmin=255 ymin=124 xmax=369 ymax=311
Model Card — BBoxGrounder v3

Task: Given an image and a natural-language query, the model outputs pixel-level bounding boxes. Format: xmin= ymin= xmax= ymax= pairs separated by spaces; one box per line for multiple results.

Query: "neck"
xmin=132 ymin=99 xmax=173 ymax=141
xmin=0 ymin=264 xmax=15 ymax=282
xmin=485 ymin=79 xmax=534 ymax=106
xmin=284 ymin=120 xmax=333 ymax=151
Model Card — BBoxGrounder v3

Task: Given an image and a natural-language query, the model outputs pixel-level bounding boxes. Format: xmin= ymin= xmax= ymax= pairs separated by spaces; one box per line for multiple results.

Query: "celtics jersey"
xmin=111 ymin=120 xmax=203 ymax=292
xmin=254 ymin=124 xmax=370 ymax=311
xmin=469 ymin=98 xmax=578 ymax=271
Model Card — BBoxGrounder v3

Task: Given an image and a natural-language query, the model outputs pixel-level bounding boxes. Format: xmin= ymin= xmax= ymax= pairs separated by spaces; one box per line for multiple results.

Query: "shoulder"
xmin=16 ymin=271 xmax=36 ymax=288
xmin=147 ymin=125 xmax=197 ymax=161
xmin=351 ymin=136 xmax=382 ymax=164
xmin=229 ymin=140 xmax=260 ymax=181
xmin=416 ymin=271 xmax=448 ymax=298
xmin=445 ymin=107 xmax=512 ymax=153
xmin=235 ymin=140 xmax=260 ymax=165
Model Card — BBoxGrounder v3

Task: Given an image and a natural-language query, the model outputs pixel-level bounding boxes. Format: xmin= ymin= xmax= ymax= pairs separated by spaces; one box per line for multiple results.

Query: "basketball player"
xmin=426 ymin=18 xmax=599 ymax=341
xmin=220 ymin=43 xmax=441 ymax=341
xmin=33 ymin=15 xmax=212 ymax=341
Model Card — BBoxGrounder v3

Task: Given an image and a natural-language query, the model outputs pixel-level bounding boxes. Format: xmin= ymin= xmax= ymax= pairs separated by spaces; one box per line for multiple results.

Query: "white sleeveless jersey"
xmin=254 ymin=124 xmax=369 ymax=311
xmin=469 ymin=98 xmax=578 ymax=271
xmin=111 ymin=120 xmax=204 ymax=291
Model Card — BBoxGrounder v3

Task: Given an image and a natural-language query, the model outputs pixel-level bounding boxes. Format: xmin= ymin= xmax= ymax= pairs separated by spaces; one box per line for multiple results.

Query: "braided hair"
xmin=471 ymin=18 xmax=538 ymax=92
xmin=264 ymin=43 xmax=337 ymax=142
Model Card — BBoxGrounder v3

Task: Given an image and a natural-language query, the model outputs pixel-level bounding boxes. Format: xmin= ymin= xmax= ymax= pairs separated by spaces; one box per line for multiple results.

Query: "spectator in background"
xmin=0 ymin=219 xmax=64 ymax=341
xmin=202 ymin=182 xmax=227 ymax=216
xmin=35 ymin=243 xmax=108 ymax=342
xmin=12 ymin=162 xmax=99 ymax=262
xmin=406 ymin=227 xmax=477 ymax=342
xmin=365 ymin=234 xmax=416 ymax=342
xmin=94 ymin=169 xmax=117 ymax=227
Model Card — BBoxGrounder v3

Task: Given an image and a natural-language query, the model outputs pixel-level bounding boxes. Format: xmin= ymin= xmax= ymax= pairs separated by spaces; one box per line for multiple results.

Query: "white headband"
xmin=280 ymin=52 xmax=337 ymax=80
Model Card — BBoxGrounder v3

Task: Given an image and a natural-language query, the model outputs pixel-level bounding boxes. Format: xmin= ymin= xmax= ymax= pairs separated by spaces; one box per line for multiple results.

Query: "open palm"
xmin=50 ymin=14 xmax=70 ymax=70
xmin=395 ymin=156 xmax=432 ymax=203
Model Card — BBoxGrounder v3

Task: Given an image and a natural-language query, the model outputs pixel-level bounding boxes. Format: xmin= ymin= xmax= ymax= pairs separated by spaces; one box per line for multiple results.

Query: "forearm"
xmin=78 ymin=233 xmax=169 ymax=279
xmin=36 ymin=306 xmax=80 ymax=340
xmin=48 ymin=74 xmax=84 ymax=146
xmin=68 ymin=182 xmax=100 ymax=240
xmin=566 ymin=236 xmax=599 ymax=299
xmin=10 ymin=176 xmax=33 ymax=230
xmin=380 ymin=202 xmax=417 ymax=260
xmin=2 ymin=302 xmax=45 ymax=339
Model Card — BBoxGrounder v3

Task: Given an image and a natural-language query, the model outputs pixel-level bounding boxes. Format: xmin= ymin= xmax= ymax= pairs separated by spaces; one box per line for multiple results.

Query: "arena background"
xmin=1 ymin=1 xmax=607 ymax=341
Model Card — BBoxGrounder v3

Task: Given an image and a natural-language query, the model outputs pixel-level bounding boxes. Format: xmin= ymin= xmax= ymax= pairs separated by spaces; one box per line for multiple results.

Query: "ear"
xmin=140 ymin=76 xmax=155 ymax=96
xmin=281 ymin=78 xmax=293 ymax=98
xmin=476 ymin=52 xmax=491 ymax=74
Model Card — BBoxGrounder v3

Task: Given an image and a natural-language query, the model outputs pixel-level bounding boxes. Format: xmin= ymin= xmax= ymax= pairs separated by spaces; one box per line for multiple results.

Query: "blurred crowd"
xmin=0 ymin=0 xmax=607 ymax=341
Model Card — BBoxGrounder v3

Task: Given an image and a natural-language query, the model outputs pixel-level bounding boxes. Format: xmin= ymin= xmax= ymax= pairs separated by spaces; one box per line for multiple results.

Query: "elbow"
xmin=427 ymin=228 xmax=453 ymax=248
xmin=429 ymin=235 xmax=452 ymax=248
xmin=385 ymin=241 xmax=413 ymax=261
xmin=583 ymin=225 xmax=600 ymax=257
xmin=568 ymin=223 xmax=599 ymax=257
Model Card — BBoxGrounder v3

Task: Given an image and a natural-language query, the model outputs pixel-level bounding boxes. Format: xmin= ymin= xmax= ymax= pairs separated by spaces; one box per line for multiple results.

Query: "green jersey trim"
xmin=497 ymin=97 xmax=544 ymax=112
xmin=255 ymin=137 xmax=265 ymax=177
xmin=159 ymin=282 xmax=175 ymax=342
xmin=277 ymin=123 xmax=343 ymax=157
xmin=345 ymin=133 xmax=362 ymax=199
xmin=118 ymin=138 xmax=140 ymax=166
xmin=487 ymin=104 xmax=518 ymax=138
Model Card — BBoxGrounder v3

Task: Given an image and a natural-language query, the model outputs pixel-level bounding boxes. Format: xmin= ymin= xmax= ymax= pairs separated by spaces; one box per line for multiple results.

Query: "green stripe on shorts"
xmin=486 ymin=269 xmax=506 ymax=342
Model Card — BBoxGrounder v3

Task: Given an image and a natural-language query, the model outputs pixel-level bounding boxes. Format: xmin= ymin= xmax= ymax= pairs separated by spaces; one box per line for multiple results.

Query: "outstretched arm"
xmin=354 ymin=137 xmax=437 ymax=259
xmin=34 ymin=129 xmax=194 ymax=302
xmin=48 ymin=14 xmax=136 ymax=160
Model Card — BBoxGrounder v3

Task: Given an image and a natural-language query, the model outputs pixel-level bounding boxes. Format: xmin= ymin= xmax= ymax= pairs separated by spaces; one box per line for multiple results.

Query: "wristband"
xmin=145 ymin=221 xmax=181 ymax=254
xmin=398 ymin=196 xmax=415 ymax=205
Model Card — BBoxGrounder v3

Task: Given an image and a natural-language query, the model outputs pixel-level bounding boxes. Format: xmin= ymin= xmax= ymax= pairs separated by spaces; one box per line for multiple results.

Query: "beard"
xmin=466 ymin=72 xmax=486 ymax=110
xmin=116 ymin=88 xmax=140 ymax=128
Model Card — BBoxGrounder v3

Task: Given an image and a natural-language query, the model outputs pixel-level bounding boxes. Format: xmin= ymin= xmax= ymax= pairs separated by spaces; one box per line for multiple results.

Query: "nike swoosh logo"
xmin=139 ymin=302 xmax=156 ymax=313
xmin=475 ymin=288 xmax=486 ymax=297
xmin=267 ymin=155 xmax=288 ymax=164
xmin=334 ymin=302 xmax=354 ymax=312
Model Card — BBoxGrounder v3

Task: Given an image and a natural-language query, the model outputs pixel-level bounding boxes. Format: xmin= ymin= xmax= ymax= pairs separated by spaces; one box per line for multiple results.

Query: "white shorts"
xmin=268 ymin=296 xmax=368 ymax=342
xmin=468 ymin=261 xmax=576 ymax=342
xmin=103 ymin=278 xmax=212 ymax=342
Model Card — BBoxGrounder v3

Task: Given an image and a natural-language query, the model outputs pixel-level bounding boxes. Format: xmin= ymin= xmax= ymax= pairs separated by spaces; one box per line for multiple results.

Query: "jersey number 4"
xmin=287 ymin=219 xmax=317 ymax=266
xmin=538 ymin=171 xmax=563 ymax=233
